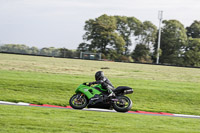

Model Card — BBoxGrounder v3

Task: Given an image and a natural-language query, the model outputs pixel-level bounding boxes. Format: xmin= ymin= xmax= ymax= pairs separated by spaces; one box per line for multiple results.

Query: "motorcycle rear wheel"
xmin=113 ymin=96 xmax=132 ymax=112
xmin=69 ymin=94 xmax=88 ymax=109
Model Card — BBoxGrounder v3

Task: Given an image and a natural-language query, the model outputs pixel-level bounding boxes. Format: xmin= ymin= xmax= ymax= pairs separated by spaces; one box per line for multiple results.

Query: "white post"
xmin=80 ymin=52 xmax=83 ymax=59
xmin=156 ymin=11 xmax=163 ymax=64
xmin=99 ymin=53 xmax=101 ymax=60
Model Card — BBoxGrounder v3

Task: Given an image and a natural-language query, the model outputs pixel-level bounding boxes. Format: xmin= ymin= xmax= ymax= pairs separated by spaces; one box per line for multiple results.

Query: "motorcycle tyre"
xmin=69 ymin=94 xmax=88 ymax=109
xmin=113 ymin=96 xmax=132 ymax=112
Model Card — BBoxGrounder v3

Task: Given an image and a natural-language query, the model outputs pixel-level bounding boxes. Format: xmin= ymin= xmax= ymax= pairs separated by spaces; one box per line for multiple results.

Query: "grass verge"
xmin=0 ymin=105 xmax=200 ymax=133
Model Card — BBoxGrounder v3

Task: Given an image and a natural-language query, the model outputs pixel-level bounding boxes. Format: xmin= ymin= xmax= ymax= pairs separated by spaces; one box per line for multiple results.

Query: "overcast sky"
xmin=0 ymin=0 xmax=200 ymax=49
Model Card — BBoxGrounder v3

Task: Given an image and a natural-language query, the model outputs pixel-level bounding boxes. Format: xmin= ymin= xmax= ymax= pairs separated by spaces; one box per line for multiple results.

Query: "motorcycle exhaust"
xmin=124 ymin=89 xmax=133 ymax=94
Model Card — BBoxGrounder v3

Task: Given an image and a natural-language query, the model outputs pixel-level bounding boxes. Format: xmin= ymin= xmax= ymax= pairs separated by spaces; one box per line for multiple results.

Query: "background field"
xmin=0 ymin=53 xmax=200 ymax=132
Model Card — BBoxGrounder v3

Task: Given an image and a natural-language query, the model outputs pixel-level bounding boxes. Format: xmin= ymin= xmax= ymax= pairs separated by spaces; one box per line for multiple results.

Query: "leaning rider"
xmin=89 ymin=71 xmax=115 ymax=97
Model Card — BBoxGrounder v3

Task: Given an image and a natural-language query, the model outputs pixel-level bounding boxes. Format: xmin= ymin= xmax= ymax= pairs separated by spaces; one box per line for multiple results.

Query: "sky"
xmin=0 ymin=0 xmax=200 ymax=49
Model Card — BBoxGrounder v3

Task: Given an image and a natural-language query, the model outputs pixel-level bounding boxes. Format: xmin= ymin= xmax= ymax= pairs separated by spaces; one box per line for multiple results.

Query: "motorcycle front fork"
xmin=76 ymin=93 xmax=84 ymax=100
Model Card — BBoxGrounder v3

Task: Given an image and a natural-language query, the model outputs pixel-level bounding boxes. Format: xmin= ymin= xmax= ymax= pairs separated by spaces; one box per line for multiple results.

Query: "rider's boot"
xmin=108 ymin=92 xmax=115 ymax=97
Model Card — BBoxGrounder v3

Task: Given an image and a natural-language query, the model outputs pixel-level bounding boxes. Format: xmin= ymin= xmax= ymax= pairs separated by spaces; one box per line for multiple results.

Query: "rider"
xmin=89 ymin=71 xmax=115 ymax=97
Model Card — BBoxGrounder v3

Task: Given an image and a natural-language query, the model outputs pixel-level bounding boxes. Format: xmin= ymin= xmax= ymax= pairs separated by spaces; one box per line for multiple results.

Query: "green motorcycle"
xmin=69 ymin=83 xmax=133 ymax=112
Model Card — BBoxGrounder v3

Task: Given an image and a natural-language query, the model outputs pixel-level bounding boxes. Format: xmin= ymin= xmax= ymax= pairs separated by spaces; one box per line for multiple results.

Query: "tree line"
xmin=0 ymin=44 xmax=79 ymax=58
xmin=78 ymin=14 xmax=200 ymax=67
xmin=0 ymin=14 xmax=200 ymax=67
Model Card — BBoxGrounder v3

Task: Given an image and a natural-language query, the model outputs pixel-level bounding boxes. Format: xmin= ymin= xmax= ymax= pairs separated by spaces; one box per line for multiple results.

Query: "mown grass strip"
xmin=0 ymin=105 xmax=200 ymax=133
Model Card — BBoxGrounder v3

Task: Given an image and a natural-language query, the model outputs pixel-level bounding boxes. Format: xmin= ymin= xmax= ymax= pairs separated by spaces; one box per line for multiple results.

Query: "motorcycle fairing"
xmin=75 ymin=84 xmax=102 ymax=99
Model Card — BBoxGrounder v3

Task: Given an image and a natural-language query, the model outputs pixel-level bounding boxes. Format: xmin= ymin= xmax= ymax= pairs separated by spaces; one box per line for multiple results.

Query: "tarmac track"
xmin=0 ymin=101 xmax=200 ymax=119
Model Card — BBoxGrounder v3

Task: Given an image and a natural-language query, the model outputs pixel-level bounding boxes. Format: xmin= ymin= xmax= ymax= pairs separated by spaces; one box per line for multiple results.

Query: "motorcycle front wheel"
xmin=69 ymin=93 xmax=88 ymax=109
xmin=113 ymin=96 xmax=132 ymax=112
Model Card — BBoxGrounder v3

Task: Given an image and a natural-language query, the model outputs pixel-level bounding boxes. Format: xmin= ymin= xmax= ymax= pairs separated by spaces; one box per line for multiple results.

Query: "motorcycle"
xmin=69 ymin=82 xmax=133 ymax=112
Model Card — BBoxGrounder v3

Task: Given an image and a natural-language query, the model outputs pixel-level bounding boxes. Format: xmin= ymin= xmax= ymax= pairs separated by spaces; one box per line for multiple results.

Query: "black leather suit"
xmin=90 ymin=76 xmax=115 ymax=92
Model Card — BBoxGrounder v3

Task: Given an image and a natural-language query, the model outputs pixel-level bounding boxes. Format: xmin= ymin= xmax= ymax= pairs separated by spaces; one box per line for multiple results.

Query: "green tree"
xmin=186 ymin=20 xmax=200 ymax=38
xmin=77 ymin=43 xmax=89 ymax=52
xmin=40 ymin=47 xmax=51 ymax=56
xmin=30 ymin=46 xmax=39 ymax=55
xmin=60 ymin=48 xmax=74 ymax=58
xmin=49 ymin=47 xmax=60 ymax=57
xmin=132 ymin=21 xmax=157 ymax=63
xmin=155 ymin=20 xmax=187 ymax=65
xmin=138 ymin=21 xmax=157 ymax=49
xmin=0 ymin=44 xmax=30 ymax=54
xmin=183 ymin=38 xmax=200 ymax=67
xmin=132 ymin=44 xmax=152 ymax=63
xmin=115 ymin=16 xmax=142 ymax=55
xmin=0 ymin=44 xmax=13 ymax=52
xmin=83 ymin=14 xmax=125 ymax=55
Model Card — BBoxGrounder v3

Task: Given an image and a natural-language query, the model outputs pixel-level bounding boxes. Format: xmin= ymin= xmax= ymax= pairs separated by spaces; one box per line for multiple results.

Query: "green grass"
xmin=0 ymin=105 xmax=200 ymax=133
xmin=1 ymin=53 xmax=200 ymax=82
xmin=0 ymin=69 xmax=200 ymax=115
xmin=0 ymin=53 xmax=200 ymax=132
